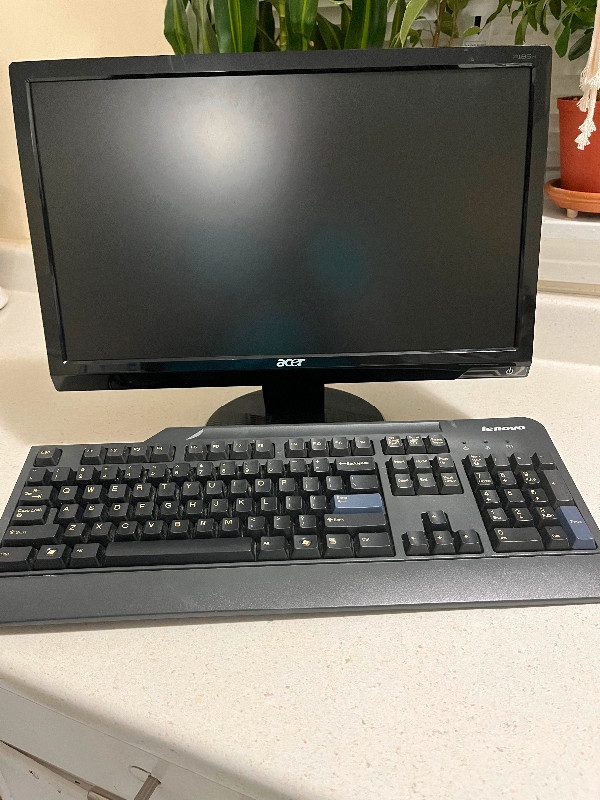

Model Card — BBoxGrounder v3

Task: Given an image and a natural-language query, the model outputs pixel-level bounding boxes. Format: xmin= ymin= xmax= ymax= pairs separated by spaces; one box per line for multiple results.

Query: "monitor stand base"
xmin=207 ymin=386 xmax=384 ymax=427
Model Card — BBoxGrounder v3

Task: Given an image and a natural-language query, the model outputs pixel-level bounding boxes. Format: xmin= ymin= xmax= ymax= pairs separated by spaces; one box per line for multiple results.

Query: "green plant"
xmin=164 ymin=0 xmax=482 ymax=54
xmin=486 ymin=0 xmax=597 ymax=59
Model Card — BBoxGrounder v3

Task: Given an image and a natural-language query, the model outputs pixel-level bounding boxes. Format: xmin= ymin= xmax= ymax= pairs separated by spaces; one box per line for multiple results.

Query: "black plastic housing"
xmin=10 ymin=46 xmax=551 ymax=392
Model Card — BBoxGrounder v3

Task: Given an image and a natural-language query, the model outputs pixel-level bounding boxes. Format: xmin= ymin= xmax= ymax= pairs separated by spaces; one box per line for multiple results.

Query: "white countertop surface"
xmin=0 ymin=288 xmax=599 ymax=800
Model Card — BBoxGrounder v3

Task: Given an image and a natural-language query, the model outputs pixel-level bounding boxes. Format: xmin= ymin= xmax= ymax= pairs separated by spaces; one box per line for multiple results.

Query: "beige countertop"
xmin=0 ymin=287 xmax=599 ymax=800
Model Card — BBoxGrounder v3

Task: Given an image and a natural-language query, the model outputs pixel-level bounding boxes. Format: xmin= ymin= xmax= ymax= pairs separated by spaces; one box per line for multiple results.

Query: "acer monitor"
xmin=9 ymin=46 xmax=551 ymax=424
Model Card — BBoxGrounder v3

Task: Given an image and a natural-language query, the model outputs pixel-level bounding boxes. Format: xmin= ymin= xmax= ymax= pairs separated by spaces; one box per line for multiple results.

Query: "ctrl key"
xmin=356 ymin=532 xmax=394 ymax=558
xmin=0 ymin=546 xmax=35 ymax=572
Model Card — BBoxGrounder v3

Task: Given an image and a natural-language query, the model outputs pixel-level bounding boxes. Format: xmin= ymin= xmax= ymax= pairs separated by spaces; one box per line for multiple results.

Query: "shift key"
xmin=324 ymin=513 xmax=387 ymax=534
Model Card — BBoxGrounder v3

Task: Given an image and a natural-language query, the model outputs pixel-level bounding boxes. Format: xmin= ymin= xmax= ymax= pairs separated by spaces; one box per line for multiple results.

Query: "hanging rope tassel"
xmin=575 ymin=0 xmax=600 ymax=149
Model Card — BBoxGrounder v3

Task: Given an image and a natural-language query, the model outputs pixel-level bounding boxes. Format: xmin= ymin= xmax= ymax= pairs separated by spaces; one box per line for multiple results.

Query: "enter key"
xmin=331 ymin=494 xmax=385 ymax=515
xmin=556 ymin=506 xmax=597 ymax=550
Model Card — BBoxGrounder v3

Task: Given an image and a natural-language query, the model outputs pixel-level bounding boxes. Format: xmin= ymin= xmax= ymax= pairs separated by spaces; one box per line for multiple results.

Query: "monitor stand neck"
xmin=206 ymin=375 xmax=383 ymax=426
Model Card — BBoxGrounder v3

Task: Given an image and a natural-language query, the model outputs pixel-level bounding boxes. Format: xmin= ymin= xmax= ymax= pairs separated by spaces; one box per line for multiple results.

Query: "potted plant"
xmin=487 ymin=0 xmax=600 ymax=216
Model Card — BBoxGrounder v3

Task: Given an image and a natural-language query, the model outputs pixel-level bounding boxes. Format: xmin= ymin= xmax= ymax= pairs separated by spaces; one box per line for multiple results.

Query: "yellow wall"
xmin=0 ymin=0 xmax=171 ymax=242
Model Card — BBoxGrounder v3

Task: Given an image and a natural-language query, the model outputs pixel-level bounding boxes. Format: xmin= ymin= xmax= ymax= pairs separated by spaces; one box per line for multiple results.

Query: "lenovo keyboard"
xmin=0 ymin=417 xmax=598 ymax=625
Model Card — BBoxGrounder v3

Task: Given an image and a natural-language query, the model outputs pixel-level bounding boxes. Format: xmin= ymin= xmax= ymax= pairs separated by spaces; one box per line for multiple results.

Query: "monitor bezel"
xmin=10 ymin=46 xmax=551 ymax=390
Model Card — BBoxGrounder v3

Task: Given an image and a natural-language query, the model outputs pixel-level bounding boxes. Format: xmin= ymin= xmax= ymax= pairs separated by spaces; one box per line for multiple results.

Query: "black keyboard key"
xmin=388 ymin=457 xmax=409 ymax=475
xmin=422 ymin=510 xmax=449 ymax=534
xmin=62 ymin=523 xmax=89 ymax=545
xmin=539 ymin=472 xmax=575 ymax=508
xmin=533 ymin=453 xmax=556 ymax=471
xmin=104 ymin=538 xmax=254 ymax=566
xmin=230 ymin=480 xmax=250 ymax=499
xmin=477 ymin=489 xmax=501 ymax=509
xmin=105 ymin=446 xmax=129 ymax=464
xmin=454 ymin=529 xmax=482 ymax=554
xmin=56 ymin=485 xmax=80 ymax=505
xmin=438 ymin=473 xmax=462 ymax=494
xmin=428 ymin=529 xmax=455 ymax=555
xmin=159 ymin=500 xmax=181 ymax=521
xmin=34 ymin=447 xmax=62 ymax=467
xmin=2 ymin=524 xmax=61 ymax=547
xmin=19 ymin=485 xmax=57 ymax=506
xmin=208 ymin=499 xmax=229 ymax=520
xmin=308 ymin=495 xmax=328 ymax=515
xmin=432 ymin=455 xmax=455 ymax=473
xmin=426 ymin=434 xmax=448 ymax=453
xmin=463 ymin=454 xmax=487 ymax=474
xmin=152 ymin=444 xmax=176 ymax=462
xmin=128 ymin=445 xmax=151 ymax=463
xmin=324 ymin=476 xmax=344 ymax=497
xmin=471 ymin=471 xmax=494 ymax=489
xmin=288 ymin=459 xmax=309 ymax=478
xmin=302 ymin=477 xmax=321 ymax=497
xmin=242 ymin=460 xmax=261 ymax=479
xmin=489 ymin=527 xmax=543 ymax=552
xmin=410 ymin=456 xmax=431 ymax=473
xmin=181 ymin=481 xmax=201 ymax=501
xmin=185 ymin=443 xmax=207 ymax=461
xmin=146 ymin=464 xmax=169 ymax=486
xmin=382 ymin=435 xmax=404 ymax=455
xmin=494 ymin=471 xmax=518 ymax=489
xmin=157 ymin=482 xmax=178 ymax=501
xmin=168 ymin=520 xmax=190 ymax=539
xmin=232 ymin=440 xmax=251 ymax=459
xmin=115 ymin=521 xmax=139 ymax=541
xmin=75 ymin=466 xmax=99 ymax=485
xmin=403 ymin=531 xmax=430 ymax=555
xmin=509 ymin=453 xmax=533 ymax=473
xmin=356 ymin=532 xmax=394 ymax=557
xmin=404 ymin=435 xmax=425 ymax=454
xmin=532 ymin=506 xmax=558 ymax=527
xmin=499 ymin=488 xmax=526 ymax=507
xmin=12 ymin=505 xmax=49 ymax=525
xmin=352 ymin=436 xmax=373 ymax=456
xmin=284 ymin=496 xmax=304 ymax=518
xmin=254 ymin=439 xmax=274 ymax=458
xmin=258 ymin=536 xmax=288 ymax=561
xmin=219 ymin=518 xmax=241 ymax=538
xmin=392 ymin=475 xmax=415 ymax=496
xmin=246 ymin=516 xmax=268 ymax=539
xmin=99 ymin=465 xmax=121 ymax=485
xmin=260 ymin=497 xmax=278 ymax=517
xmin=309 ymin=438 xmax=329 ymax=457
xmin=194 ymin=519 xmax=216 ymax=538
xmin=254 ymin=478 xmax=273 ymax=498
xmin=134 ymin=501 xmax=155 ymax=522
xmin=540 ymin=526 xmax=570 ymax=550
xmin=34 ymin=544 xmax=70 ymax=570
xmin=517 ymin=470 xmax=541 ymax=489
xmin=312 ymin=458 xmax=331 ymax=476
xmin=415 ymin=473 xmax=438 ymax=495
xmin=26 ymin=467 xmax=51 ymax=485
xmin=81 ymin=446 xmax=106 ymax=465
xmin=486 ymin=453 xmax=511 ymax=474
xmin=273 ymin=516 xmax=293 ymax=538
xmin=205 ymin=480 xmax=225 ymax=499
xmin=509 ymin=507 xmax=534 ymax=528
xmin=278 ymin=478 xmax=297 ymax=498
xmin=483 ymin=507 xmax=509 ymax=531
xmin=107 ymin=483 xmax=130 ymax=503
xmin=142 ymin=520 xmax=165 ymax=540
xmin=349 ymin=475 xmax=379 ymax=493
xmin=123 ymin=467 xmax=146 ymax=487
xmin=171 ymin=463 xmax=192 ymax=483
xmin=286 ymin=439 xmax=306 ymax=457
xmin=266 ymin=460 xmax=285 ymax=479
xmin=331 ymin=436 xmax=350 ymax=457
xmin=51 ymin=467 xmax=76 ymax=486
xmin=0 ymin=546 xmax=35 ymax=571
xmin=219 ymin=461 xmax=237 ymax=481
xmin=298 ymin=514 xmax=318 ymax=534
xmin=70 ymin=543 xmax=104 ymax=568
xmin=336 ymin=457 xmax=376 ymax=475
xmin=81 ymin=503 xmax=107 ymax=524
xmin=88 ymin=522 xmax=115 ymax=545
xmin=292 ymin=534 xmax=321 ymax=559
xmin=131 ymin=482 xmax=153 ymax=501
xmin=324 ymin=514 xmax=386 ymax=534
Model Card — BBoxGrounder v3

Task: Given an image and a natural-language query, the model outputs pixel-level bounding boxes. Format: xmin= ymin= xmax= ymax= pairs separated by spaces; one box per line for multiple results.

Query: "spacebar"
xmin=103 ymin=538 xmax=254 ymax=567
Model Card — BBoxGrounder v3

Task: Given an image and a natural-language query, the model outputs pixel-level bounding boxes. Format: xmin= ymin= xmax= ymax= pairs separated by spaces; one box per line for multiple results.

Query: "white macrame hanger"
xmin=575 ymin=0 xmax=600 ymax=149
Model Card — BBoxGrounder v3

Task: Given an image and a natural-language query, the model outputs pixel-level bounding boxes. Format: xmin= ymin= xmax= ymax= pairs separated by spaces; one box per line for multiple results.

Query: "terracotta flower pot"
xmin=558 ymin=95 xmax=600 ymax=193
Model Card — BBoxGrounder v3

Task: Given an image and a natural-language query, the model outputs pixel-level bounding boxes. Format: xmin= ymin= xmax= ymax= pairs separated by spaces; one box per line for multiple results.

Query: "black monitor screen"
xmin=30 ymin=67 xmax=530 ymax=362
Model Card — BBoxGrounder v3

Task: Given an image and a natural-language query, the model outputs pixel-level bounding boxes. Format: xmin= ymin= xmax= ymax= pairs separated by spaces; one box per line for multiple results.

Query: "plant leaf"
xmin=164 ymin=0 xmax=196 ymax=53
xmin=555 ymin=18 xmax=571 ymax=56
xmin=398 ymin=0 xmax=429 ymax=46
xmin=485 ymin=0 xmax=510 ymax=26
xmin=463 ymin=24 xmax=480 ymax=35
xmin=256 ymin=0 xmax=279 ymax=48
xmin=340 ymin=3 xmax=351 ymax=40
xmin=344 ymin=0 xmax=388 ymax=48
xmin=514 ymin=12 xmax=528 ymax=42
xmin=287 ymin=0 xmax=319 ymax=47
xmin=568 ymin=27 xmax=592 ymax=59
xmin=189 ymin=0 xmax=219 ymax=51
xmin=548 ymin=0 xmax=560 ymax=20
xmin=389 ymin=0 xmax=406 ymax=44
xmin=317 ymin=13 xmax=344 ymax=47
xmin=213 ymin=0 xmax=257 ymax=51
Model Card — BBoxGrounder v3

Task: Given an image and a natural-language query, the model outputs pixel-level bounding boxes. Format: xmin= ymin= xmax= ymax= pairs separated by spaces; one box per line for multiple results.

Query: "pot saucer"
xmin=545 ymin=178 xmax=600 ymax=219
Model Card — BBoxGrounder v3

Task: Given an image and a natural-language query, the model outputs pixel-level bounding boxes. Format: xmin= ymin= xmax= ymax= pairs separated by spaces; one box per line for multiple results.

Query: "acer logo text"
xmin=481 ymin=425 xmax=526 ymax=432
xmin=276 ymin=358 xmax=306 ymax=367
